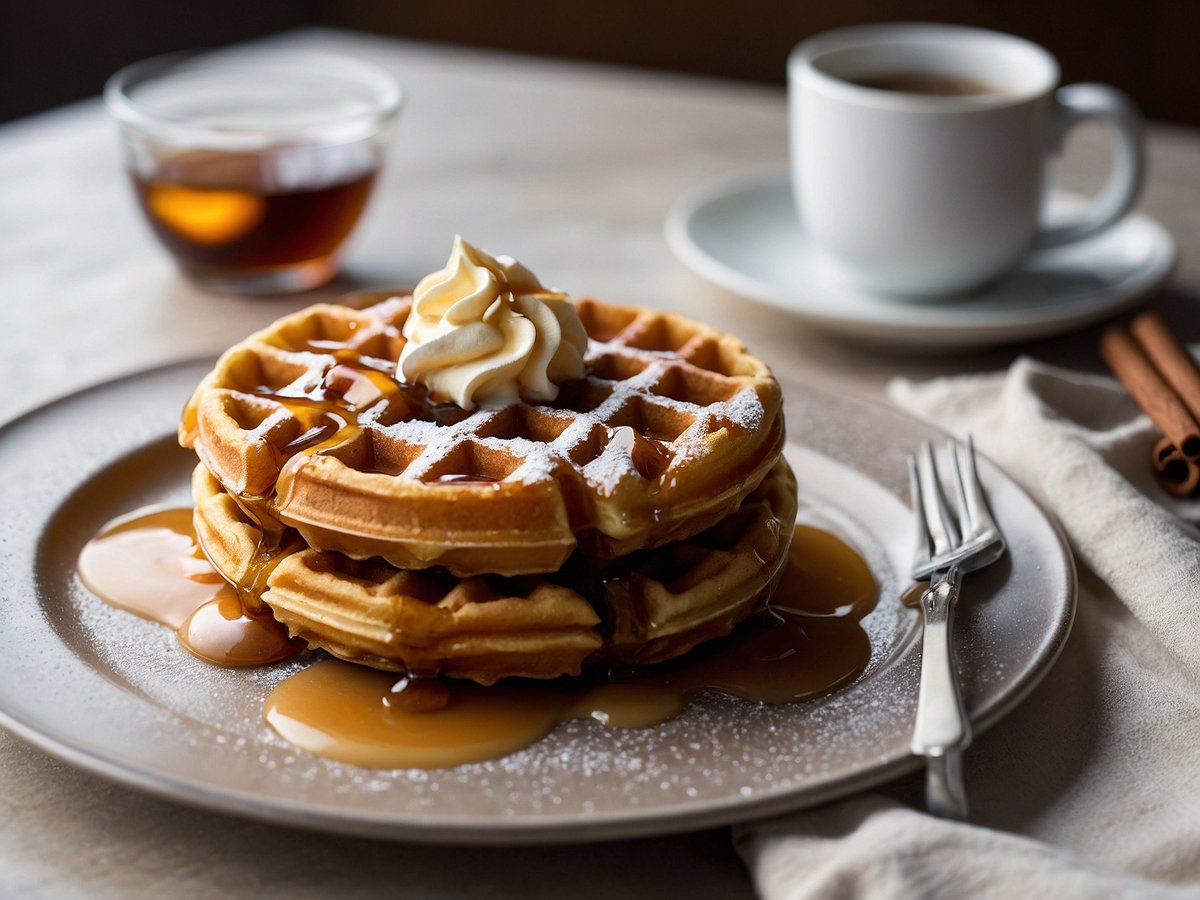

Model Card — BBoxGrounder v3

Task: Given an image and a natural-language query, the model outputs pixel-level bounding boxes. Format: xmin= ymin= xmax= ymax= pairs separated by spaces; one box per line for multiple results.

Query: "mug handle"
xmin=1032 ymin=83 xmax=1145 ymax=250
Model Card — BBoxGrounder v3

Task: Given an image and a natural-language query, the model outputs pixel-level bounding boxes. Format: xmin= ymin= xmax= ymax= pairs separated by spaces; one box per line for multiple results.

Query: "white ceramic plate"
xmin=0 ymin=360 xmax=1075 ymax=844
xmin=665 ymin=168 xmax=1177 ymax=348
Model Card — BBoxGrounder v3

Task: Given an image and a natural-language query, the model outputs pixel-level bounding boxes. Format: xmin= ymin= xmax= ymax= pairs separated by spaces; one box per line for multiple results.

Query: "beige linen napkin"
xmin=738 ymin=357 xmax=1200 ymax=899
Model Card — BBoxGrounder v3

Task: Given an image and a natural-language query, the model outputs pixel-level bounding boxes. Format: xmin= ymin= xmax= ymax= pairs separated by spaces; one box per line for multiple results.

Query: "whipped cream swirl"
xmin=398 ymin=237 xmax=588 ymax=410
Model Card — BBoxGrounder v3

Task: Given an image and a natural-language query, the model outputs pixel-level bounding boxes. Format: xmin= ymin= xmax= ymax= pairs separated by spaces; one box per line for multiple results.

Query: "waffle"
xmin=181 ymin=295 xmax=784 ymax=576
xmin=193 ymin=459 xmax=798 ymax=684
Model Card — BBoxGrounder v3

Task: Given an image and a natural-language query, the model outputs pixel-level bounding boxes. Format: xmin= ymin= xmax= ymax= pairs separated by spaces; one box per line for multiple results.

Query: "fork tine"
xmin=947 ymin=437 xmax=975 ymax=540
xmin=918 ymin=441 xmax=960 ymax=559
xmin=955 ymin=436 xmax=1001 ymax=545
xmin=908 ymin=454 xmax=933 ymax=575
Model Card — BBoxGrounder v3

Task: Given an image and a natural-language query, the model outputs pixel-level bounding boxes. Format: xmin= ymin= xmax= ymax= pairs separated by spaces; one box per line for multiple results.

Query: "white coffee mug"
xmin=788 ymin=23 xmax=1144 ymax=297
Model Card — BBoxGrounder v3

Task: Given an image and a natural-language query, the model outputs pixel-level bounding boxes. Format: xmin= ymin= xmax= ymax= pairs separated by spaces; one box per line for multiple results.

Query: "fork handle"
xmin=926 ymin=750 xmax=969 ymax=820
xmin=911 ymin=567 xmax=972 ymax=755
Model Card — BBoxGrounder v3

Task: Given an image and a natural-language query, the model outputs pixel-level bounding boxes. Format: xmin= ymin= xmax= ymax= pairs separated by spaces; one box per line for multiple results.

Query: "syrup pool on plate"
xmin=78 ymin=507 xmax=306 ymax=667
xmin=79 ymin=512 xmax=881 ymax=769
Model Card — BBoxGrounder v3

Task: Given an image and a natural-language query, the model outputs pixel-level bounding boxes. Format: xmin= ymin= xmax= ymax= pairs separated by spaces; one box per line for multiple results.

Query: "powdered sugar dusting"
xmin=12 ymin=358 xmax=1074 ymax=841
xmin=203 ymin=301 xmax=780 ymax=547
xmin=362 ymin=331 xmax=770 ymax=497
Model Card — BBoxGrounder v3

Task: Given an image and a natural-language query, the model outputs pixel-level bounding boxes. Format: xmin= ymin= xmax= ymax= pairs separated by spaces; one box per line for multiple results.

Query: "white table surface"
xmin=1 ymin=26 xmax=1198 ymax=899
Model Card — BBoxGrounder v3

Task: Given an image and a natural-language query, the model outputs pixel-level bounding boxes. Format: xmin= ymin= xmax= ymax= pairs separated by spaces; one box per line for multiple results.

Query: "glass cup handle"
xmin=1032 ymin=82 xmax=1145 ymax=250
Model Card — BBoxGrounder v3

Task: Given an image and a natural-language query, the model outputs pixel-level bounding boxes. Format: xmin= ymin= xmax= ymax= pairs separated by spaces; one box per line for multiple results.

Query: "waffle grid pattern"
xmin=182 ymin=296 xmax=784 ymax=575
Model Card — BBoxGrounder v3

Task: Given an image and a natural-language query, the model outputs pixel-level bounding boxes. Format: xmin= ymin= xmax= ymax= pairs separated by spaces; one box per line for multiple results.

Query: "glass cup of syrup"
xmin=105 ymin=49 xmax=402 ymax=295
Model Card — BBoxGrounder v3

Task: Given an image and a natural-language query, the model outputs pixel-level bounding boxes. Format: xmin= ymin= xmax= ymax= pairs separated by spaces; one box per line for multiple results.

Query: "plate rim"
xmin=664 ymin=167 xmax=1177 ymax=347
xmin=0 ymin=359 xmax=1077 ymax=845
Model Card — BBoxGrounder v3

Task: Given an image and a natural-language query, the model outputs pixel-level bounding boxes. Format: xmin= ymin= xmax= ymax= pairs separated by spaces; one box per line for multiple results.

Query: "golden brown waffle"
xmin=193 ymin=459 xmax=798 ymax=684
xmin=181 ymin=295 xmax=784 ymax=576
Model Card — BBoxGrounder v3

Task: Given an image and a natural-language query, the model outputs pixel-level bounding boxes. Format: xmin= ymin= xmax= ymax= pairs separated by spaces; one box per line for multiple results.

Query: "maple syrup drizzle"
xmin=179 ymin=587 xmax=308 ymax=667
xmin=78 ymin=508 xmax=304 ymax=667
xmin=262 ymin=524 xmax=879 ymax=769
xmin=244 ymin=348 xmax=412 ymax=521
xmin=77 ymin=507 xmax=225 ymax=629
xmin=80 ymin=510 xmax=879 ymax=766
xmin=91 ymin=342 xmax=888 ymax=768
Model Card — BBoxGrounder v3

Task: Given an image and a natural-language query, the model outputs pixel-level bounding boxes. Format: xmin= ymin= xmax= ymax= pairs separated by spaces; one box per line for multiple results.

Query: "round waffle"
xmin=193 ymin=459 xmax=798 ymax=684
xmin=181 ymin=295 xmax=784 ymax=576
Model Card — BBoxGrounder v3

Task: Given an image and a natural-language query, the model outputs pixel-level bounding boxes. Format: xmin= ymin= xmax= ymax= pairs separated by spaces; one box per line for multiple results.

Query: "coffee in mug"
xmin=847 ymin=71 xmax=1002 ymax=97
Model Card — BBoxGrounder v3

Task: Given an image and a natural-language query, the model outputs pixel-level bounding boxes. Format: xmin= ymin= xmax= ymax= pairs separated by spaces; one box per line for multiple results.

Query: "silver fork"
xmin=907 ymin=436 xmax=1006 ymax=819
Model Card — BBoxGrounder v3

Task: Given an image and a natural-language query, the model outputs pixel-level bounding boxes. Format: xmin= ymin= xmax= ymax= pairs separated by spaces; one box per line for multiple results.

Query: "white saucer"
xmin=665 ymin=168 xmax=1177 ymax=348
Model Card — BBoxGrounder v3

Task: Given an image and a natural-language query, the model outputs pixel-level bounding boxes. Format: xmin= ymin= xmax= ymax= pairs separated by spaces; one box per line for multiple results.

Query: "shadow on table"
xmin=689 ymin=282 xmax=1200 ymax=394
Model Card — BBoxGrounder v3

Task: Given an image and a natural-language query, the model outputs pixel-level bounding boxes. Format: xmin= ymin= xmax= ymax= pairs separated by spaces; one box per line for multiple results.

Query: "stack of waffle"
xmin=181 ymin=295 xmax=796 ymax=684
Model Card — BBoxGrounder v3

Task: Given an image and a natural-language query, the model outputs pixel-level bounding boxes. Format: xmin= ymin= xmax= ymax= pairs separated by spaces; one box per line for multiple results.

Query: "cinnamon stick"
xmin=1152 ymin=435 xmax=1200 ymax=497
xmin=1101 ymin=326 xmax=1200 ymax=459
xmin=1131 ymin=313 xmax=1200 ymax=435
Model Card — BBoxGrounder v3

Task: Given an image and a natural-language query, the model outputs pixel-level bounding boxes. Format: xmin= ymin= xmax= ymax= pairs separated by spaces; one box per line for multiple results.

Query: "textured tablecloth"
xmin=739 ymin=358 xmax=1200 ymax=898
xmin=3 ymin=26 xmax=1200 ymax=899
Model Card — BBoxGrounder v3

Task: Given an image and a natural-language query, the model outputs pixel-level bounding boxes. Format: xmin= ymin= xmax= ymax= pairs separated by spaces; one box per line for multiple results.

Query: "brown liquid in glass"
xmin=132 ymin=150 xmax=376 ymax=273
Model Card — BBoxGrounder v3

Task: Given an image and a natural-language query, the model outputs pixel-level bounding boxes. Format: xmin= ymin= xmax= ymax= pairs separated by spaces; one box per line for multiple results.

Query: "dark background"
xmin=2 ymin=0 xmax=1197 ymax=126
